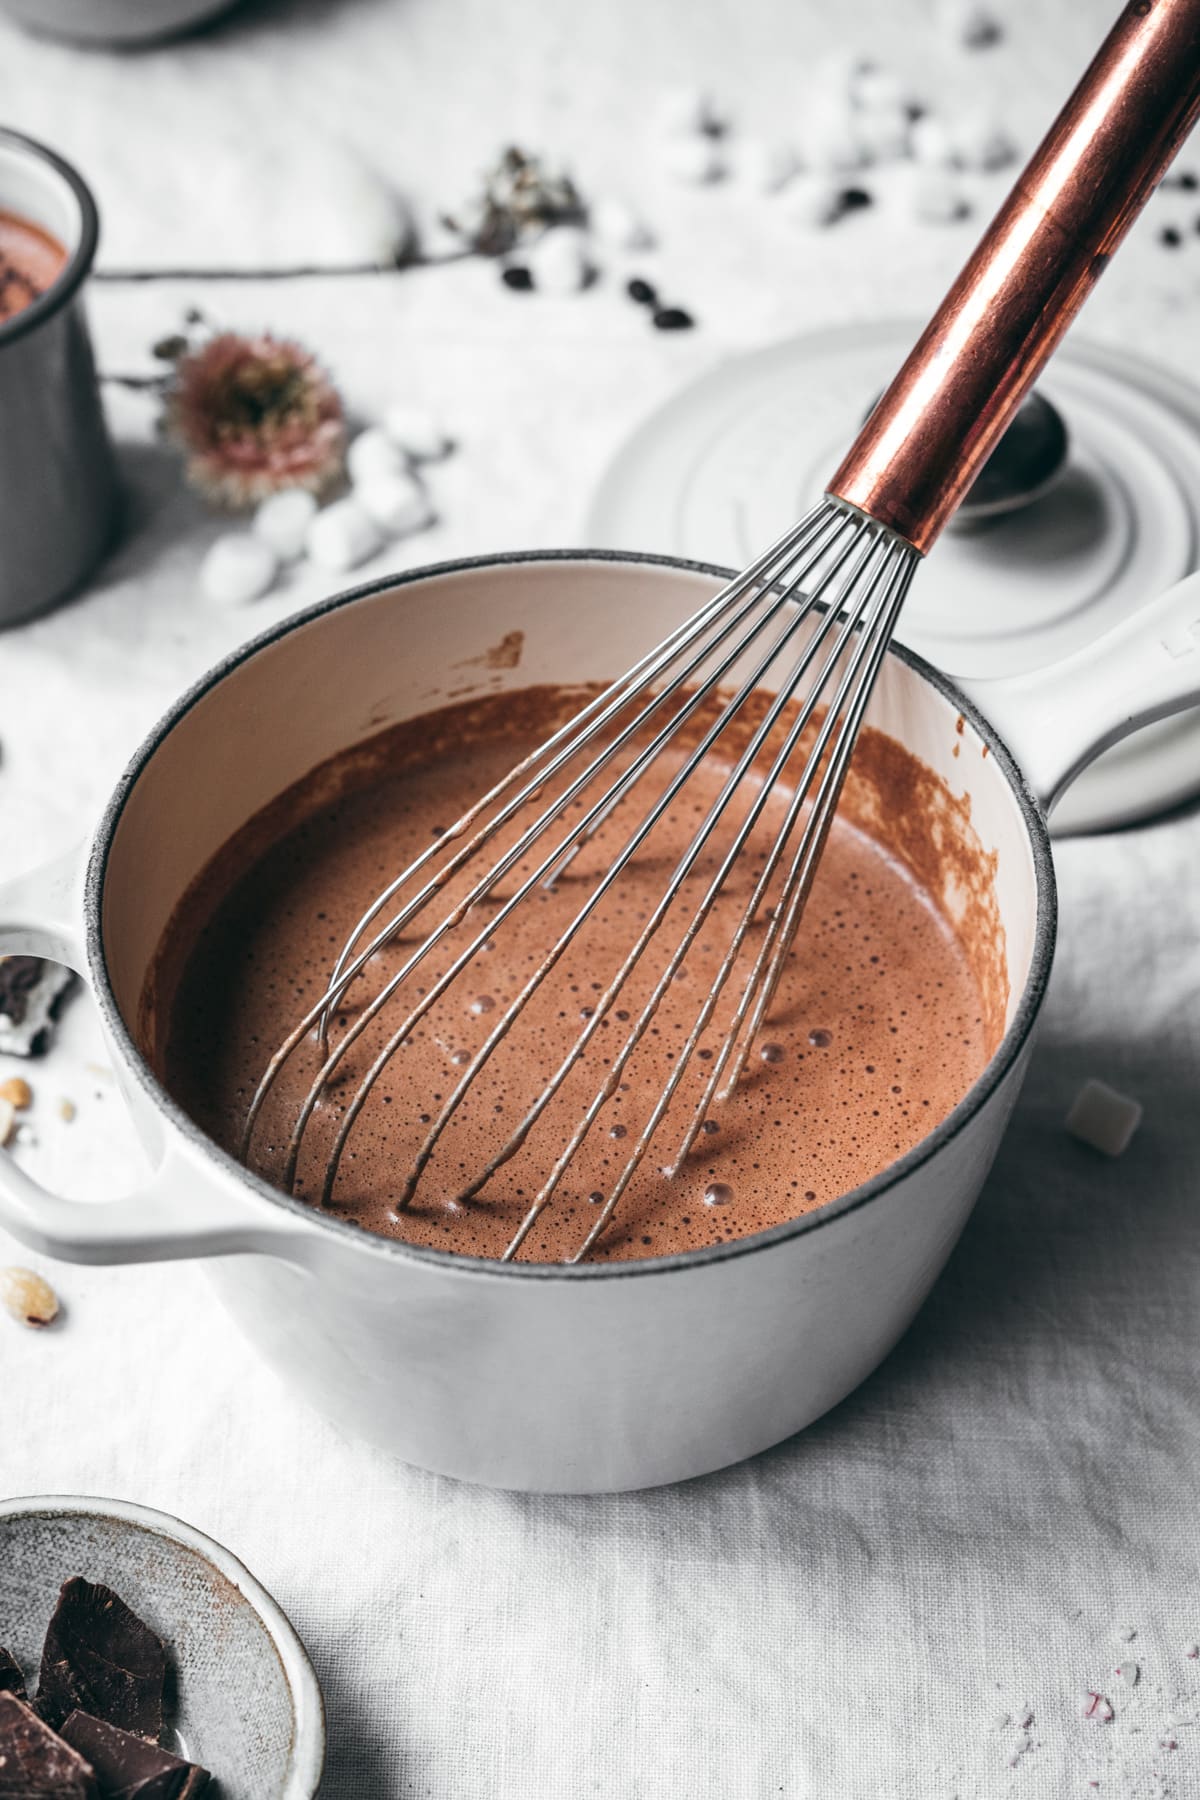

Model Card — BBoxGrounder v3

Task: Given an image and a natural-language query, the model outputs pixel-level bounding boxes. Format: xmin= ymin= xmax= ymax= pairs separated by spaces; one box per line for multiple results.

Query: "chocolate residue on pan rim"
xmin=142 ymin=682 xmax=1007 ymax=1260
xmin=142 ymin=683 xmax=1006 ymax=1072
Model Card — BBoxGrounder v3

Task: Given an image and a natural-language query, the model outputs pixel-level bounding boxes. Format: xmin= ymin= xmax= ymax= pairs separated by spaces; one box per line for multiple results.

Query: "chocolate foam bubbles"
xmin=149 ymin=683 xmax=1004 ymax=1264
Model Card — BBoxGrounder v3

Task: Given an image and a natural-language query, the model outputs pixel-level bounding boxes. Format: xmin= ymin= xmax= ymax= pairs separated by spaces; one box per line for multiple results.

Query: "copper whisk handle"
xmin=828 ymin=0 xmax=1200 ymax=554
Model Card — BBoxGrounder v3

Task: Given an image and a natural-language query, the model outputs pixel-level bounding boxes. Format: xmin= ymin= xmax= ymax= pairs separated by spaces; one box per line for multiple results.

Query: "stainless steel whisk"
xmin=243 ymin=0 xmax=1200 ymax=1260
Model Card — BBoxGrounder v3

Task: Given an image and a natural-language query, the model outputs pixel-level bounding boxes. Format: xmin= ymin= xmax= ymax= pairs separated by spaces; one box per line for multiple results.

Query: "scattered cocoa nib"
xmin=0 ymin=1692 xmax=98 ymax=1798
xmin=37 ymin=1580 xmax=165 ymax=1741
xmin=0 ymin=1648 xmax=25 ymax=1699
xmin=59 ymin=1711 xmax=210 ymax=1800
xmin=652 ymin=306 xmax=695 ymax=331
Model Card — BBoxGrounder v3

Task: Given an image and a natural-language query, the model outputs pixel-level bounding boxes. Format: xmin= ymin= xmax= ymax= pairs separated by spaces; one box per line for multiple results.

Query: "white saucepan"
xmin=0 ymin=552 xmax=1197 ymax=1492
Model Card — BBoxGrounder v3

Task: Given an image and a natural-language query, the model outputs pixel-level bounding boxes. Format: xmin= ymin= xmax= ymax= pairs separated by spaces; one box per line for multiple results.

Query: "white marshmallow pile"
xmin=198 ymin=406 xmax=447 ymax=607
xmin=656 ymin=26 xmax=1016 ymax=229
xmin=1065 ymin=1079 xmax=1144 ymax=1158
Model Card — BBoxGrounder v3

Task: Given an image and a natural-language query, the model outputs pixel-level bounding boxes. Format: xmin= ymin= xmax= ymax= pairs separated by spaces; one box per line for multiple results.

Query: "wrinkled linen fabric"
xmin=3 ymin=686 xmax=1197 ymax=1800
xmin=0 ymin=0 xmax=1198 ymax=1781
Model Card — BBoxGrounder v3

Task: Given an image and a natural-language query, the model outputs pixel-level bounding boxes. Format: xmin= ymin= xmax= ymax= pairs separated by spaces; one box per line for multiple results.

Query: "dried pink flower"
xmin=166 ymin=331 xmax=346 ymax=509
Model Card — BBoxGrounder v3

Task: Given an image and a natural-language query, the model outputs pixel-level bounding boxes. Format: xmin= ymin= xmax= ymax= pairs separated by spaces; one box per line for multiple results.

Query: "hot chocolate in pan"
xmin=151 ymin=684 xmax=1005 ymax=1263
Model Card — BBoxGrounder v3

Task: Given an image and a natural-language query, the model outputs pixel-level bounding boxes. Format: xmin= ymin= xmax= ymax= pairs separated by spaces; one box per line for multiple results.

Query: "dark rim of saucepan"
xmin=0 ymin=128 xmax=99 ymax=350
xmin=86 ymin=549 xmax=1058 ymax=1284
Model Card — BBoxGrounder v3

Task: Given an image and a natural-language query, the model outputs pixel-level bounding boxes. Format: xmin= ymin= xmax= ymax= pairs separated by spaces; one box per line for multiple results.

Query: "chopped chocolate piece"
xmin=1161 ymin=224 xmax=1183 ymax=247
xmin=837 ymin=185 xmax=873 ymax=213
xmin=0 ymin=1692 xmax=98 ymax=1798
xmin=500 ymin=263 xmax=533 ymax=290
xmin=37 ymin=1581 xmax=165 ymax=1741
xmin=626 ymin=276 xmax=658 ymax=306
xmin=59 ymin=1714 xmax=210 ymax=1800
xmin=651 ymin=306 xmax=695 ymax=331
xmin=0 ymin=958 xmax=74 ymax=1057
xmin=0 ymin=1654 xmax=24 ymax=1701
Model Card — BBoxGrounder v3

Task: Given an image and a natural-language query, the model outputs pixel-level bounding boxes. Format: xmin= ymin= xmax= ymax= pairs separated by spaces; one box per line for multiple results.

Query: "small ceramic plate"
xmin=0 ymin=1496 xmax=324 ymax=1799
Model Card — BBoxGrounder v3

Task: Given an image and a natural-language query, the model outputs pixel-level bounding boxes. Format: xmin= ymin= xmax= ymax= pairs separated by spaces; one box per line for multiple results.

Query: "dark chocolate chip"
xmin=1162 ymin=170 xmax=1198 ymax=190
xmin=838 ymin=186 xmax=873 ymax=212
xmin=1161 ymin=225 xmax=1183 ymax=247
xmin=652 ymin=307 xmax=695 ymax=331
xmin=0 ymin=1692 xmax=98 ymax=1798
xmin=626 ymin=276 xmax=657 ymax=306
xmin=0 ymin=1650 xmax=26 ymax=1701
xmin=37 ymin=1580 xmax=165 ymax=1741
xmin=501 ymin=264 xmax=534 ymax=290
xmin=60 ymin=1712 xmax=211 ymax=1799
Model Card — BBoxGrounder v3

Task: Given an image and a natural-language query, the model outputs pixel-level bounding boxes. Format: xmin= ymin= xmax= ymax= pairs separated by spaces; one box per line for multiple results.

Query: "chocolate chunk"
xmin=0 ymin=1653 xmax=25 ymax=1701
xmin=0 ymin=1692 xmax=98 ymax=1798
xmin=59 ymin=1714 xmax=209 ymax=1800
xmin=37 ymin=1581 xmax=165 ymax=1741
xmin=0 ymin=958 xmax=74 ymax=1057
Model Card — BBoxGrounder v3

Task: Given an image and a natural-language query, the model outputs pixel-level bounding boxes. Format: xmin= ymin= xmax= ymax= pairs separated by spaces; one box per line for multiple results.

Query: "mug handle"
xmin=0 ymin=849 xmax=311 ymax=1266
xmin=956 ymin=569 xmax=1200 ymax=816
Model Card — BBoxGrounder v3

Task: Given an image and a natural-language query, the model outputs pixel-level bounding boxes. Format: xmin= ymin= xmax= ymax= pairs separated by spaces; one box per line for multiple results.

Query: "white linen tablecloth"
xmin=0 ymin=1 xmax=1198 ymax=1793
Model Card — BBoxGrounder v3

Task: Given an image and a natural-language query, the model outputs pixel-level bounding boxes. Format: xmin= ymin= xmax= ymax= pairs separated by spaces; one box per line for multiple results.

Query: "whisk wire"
xmin=315 ymin=511 xmax=881 ymax=1208
xmin=316 ymin=506 xmax=840 ymax=1037
xmin=407 ymin=522 xmax=894 ymax=1224
xmin=240 ymin=505 xmax=844 ymax=1163
xmin=241 ymin=497 xmax=921 ymax=1259
xmin=567 ymin=537 xmax=915 ymax=1262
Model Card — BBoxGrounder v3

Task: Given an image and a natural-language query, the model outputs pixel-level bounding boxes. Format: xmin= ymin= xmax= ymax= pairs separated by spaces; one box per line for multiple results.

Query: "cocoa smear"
xmin=0 ymin=209 xmax=67 ymax=323
xmin=149 ymin=684 xmax=1004 ymax=1264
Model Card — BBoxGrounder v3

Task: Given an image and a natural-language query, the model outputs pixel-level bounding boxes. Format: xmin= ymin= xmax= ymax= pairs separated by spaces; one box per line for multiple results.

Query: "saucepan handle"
xmin=956 ymin=569 xmax=1200 ymax=818
xmin=0 ymin=848 xmax=311 ymax=1265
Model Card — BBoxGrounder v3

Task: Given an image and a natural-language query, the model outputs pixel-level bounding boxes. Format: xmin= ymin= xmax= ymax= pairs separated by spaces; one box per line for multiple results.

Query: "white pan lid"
xmin=586 ymin=321 xmax=1200 ymax=836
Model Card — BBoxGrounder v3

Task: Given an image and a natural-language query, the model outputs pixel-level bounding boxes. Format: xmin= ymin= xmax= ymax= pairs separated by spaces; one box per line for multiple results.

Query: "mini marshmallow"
xmin=660 ymin=135 xmax=727 ymax=184
xmin=909 ymin=114 xmax=957 ymax=167
xmin=356 ymin=470 xmax=433 ymax=537
xmin=656 ymin=87 xmax=726 ymax=139
xmin=949 ymin=115 xmax=1018 ymax=171
xmin=802 ymin=95 xmax=868 ymax=173
xmin=855 ymin=104 xmax=911 ymax=164
xmin=253 ymin=488 xmax=318 ymax=563
xmin=811 ymin=49 xmax=863 ymax=104
xmin=936 ymin=0 xmax=1002 ymax=50
xmin=382 ymin=403 xmax=450 ymax=461
xmin=849 ymin=64 xmax=908 ymax=113
xmin=786 ymin=178 xmax=852 ymax=229
xmin=1065 ymin=1079 xmax=1143 ymax=1157
xmin=306 ymin=497 xmax=383 ymax=572
xmin=527 ymin=225 xmax=593 ymax=293
xmin=740 ymin=139 xmax=803 ymax=194
xmin=910 ymin=171 xmax=971 ymax=223
xmin=590 ymin=197 xmax=656 ymax=251
xmin=346 ymin=426 xmax=407 ymax=486
xmin=199 ymin=533 xmax=278 ymax=607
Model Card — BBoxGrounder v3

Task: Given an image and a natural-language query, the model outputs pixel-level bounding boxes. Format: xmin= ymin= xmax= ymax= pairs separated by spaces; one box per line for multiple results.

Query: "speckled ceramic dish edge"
xmin=0 ymin=1495 xmax=325 ymax=1799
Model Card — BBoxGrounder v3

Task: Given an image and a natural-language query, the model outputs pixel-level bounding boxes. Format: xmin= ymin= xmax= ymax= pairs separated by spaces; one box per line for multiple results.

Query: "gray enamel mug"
xmin=0 ymin=129 xmax=118 ymax=627
xmin=0 ymin=552 xmax=1197 ymax=1493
